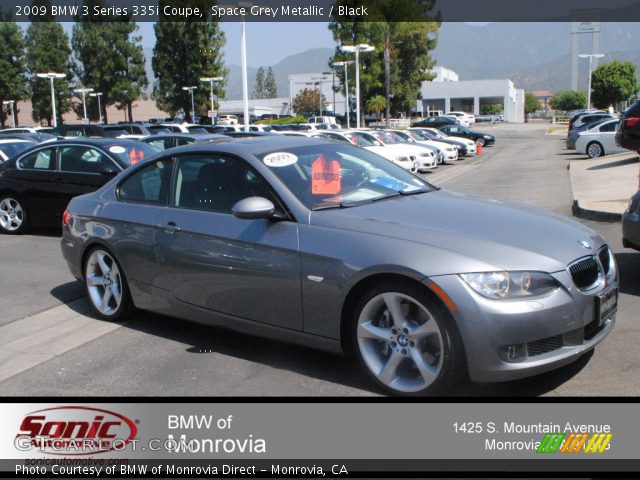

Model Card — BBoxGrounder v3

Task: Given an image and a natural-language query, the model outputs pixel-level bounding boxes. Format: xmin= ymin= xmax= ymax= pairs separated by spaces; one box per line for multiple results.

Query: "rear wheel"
xmin=84 ymin=247 xmax=132 ymax=321
xmin=0 ymin=195 xmax=28 ymax=234
xmin=352 ymin=281 xmax=465 ymax=395
xmin=475 ymin=138 xmax=486 ymax=146
xmin=587 ymin=142 xmax=604 ymax=158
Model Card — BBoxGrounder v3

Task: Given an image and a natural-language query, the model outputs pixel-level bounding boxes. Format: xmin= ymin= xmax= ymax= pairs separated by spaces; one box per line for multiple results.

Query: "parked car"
xmin=0 ymin=126 xmax=54 ymax=134
xmin=0 ymin=132 xmax=58 ymax=144
xmin=392 ymin=129 xmax=459 ymax=163
xmin=0 ymin=139 xmax=36 ymax=162
xmin=410 ymin=128 xmax=476 ymax=156
xmin=218 ymin=115 xmax=239 ymax=125
xmin=575 ymin=119 xmax=625 ymax=159
xmin=566 ymin=118 xmax=609 ymax=150
xmin=616 ymin=99 xmax=640 ymax=152
xmin=140 ymin=133 xmax=229 ymax=150
xmin=412 ymin=116 xmax=460 ymax=128
xmin=308 ymin=116 xmax=339 ymax=126
xmin=622 ymin=189 xmax=640 ymax=250
xmin=446 ymin=111 xmax=475 ymax=126
xmin=364 ymin=130 xmax=437 ymax=172
xmin=439 ymin=125 xmax=495 ymax=146
xmin=569 ymin=112 xmax=612 ymax=131
xmin=0 ymin=139 xmax=158 ymax=233
xmin=61 ymin=136 xmax=617 ymax=396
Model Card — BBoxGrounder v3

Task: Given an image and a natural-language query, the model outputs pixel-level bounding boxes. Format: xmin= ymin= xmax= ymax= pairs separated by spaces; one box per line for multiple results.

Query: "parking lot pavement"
xmin=1 ymin=122 xmax=639 ymax=396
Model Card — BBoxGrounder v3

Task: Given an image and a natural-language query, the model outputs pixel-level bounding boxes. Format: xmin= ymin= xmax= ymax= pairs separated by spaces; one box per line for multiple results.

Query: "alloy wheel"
xmin=0 ymin=197 xmax=24 ymax=232
xmin=587 ymin=142 xmax=603 ymax=158
xmin=357 ymin=292 xmax=444 ymax=393
xmin=476 ymin=138 xmax=485 ymax=146
xmin=85 ymin=250 xmax=124 ymax=316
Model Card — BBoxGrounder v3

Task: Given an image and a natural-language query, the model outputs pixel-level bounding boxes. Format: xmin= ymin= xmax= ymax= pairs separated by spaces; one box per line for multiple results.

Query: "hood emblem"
xmin=578 ymin=240 xmax=592 ymax=250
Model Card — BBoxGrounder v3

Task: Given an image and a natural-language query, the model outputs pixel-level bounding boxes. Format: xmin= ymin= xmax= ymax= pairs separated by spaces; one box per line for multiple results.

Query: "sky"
xmin=62 ymin=21 xmax=336 ymax=67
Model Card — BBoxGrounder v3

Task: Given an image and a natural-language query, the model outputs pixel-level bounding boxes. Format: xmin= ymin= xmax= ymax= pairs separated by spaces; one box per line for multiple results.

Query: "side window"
xmin=147 ymin=138 xmax=173 ymax=150
xmin=173 ymin=155 xmax=274 ymax=214
xmin=600 ymin=122 xmax=616 ymax=133
xmin=131 ymin=126 xmax=143 ymax=135
xmin=176 ymin=137 xmax=196 ymax=146
xmin=118 ymin=159 xmax=172 ymax=204
xmin=59 ymin=146 xmax=111 ymax=174
xmin=18 ymin=149 xmax=55 ymax=170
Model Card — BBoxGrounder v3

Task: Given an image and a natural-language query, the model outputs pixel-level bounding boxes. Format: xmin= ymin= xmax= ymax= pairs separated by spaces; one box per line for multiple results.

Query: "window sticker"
xmin=109 ymin=146 xmax=126 ymax=154
xmin=263 ymin=152 xmax=298 ymax=167
xmin=311 ymin=154 xmax=341 ymax=195
xmin=129 ymin=148 xmax=145 ymax=165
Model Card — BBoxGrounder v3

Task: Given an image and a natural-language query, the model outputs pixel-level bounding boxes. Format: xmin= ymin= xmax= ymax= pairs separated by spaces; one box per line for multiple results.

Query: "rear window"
xmin=0 ymin=141 xmax=35 ymax=160
xmin=105 ymin=143 xmax=158 ymax=166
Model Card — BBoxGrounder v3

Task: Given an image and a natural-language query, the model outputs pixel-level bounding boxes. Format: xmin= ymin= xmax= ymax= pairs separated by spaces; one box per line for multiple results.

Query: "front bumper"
xmin=430 ymin=270 xmax=617 ymax=382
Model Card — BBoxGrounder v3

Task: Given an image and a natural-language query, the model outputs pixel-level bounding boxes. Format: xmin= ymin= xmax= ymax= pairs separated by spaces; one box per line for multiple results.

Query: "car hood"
xmin=310 ymin=189 xmax=603 ymax=274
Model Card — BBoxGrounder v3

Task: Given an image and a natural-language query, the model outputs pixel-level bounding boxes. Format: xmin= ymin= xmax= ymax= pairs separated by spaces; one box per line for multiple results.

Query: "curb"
xmin=571 ymin=200 xmax=622 ymax=223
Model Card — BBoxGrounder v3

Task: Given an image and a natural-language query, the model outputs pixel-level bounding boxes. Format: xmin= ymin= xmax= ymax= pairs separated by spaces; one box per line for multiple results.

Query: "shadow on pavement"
xmin=616 ymin=252 xmax=640 ymax=297
xmin=50 ymin=281 xmax=85 ymax=306
xmin=587 ymin=156 xmax=639 ymax=171
xmin=24 ymin=226 xmax=62 ymax=238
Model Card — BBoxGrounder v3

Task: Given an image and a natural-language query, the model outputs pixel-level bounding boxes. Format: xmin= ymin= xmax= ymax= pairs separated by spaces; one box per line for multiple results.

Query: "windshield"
xmin=0 ymin=141 xmax=35 ymax=159
xmin=258 ymin=144 xmax=434 ymax=210
xmin=106 ymin=142 xmax=159 ymax=166
xmin=187 ymin=126 xmax=209 ymax=134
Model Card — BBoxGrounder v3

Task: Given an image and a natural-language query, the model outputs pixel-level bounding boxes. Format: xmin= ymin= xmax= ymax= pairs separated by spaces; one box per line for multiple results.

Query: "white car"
xmin=418 ymin=127 xmax=477 ymax=155
xmin=0 ymin=126 xmax=54 ymax=134
xmin=0 ymin=139 xmax=36 ymax=162
xmin=575 ymin=119 xmax=625 ymax=159
xmin=308 ymin=116 xmax=339 ymax=126
xmin=446 ymin=111 xmax=475 ymax=126
xmin=391 ymin=129 xmax=458 ymax=163
xmin=357 ymin=130 xmax=437 ymax=172
xmin=218 ymin=115 xmax=238 ymax=125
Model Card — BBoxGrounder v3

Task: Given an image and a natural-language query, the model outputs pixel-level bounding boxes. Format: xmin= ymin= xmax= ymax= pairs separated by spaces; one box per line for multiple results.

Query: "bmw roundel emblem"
xmin=578 ymin=240 xmax=592 ymax=250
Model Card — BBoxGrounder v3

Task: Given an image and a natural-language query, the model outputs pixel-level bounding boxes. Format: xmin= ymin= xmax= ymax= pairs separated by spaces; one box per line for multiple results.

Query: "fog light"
xmin=499 ymin=343 xmax=527 ymax=363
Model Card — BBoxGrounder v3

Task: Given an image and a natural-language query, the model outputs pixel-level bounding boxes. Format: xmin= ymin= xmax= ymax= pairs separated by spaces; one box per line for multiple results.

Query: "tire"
xmin=587 ymin=142 xmax=604 ymax=158
xmin=84 ymin=246 xmax=133 ymax=322
xmin=475 ymin=138 xmax=485 ymax=146
xmin=351 ymin=280 xmax=465 ymax=396
xmin=0 ymin=194 xmax=28 ymax=234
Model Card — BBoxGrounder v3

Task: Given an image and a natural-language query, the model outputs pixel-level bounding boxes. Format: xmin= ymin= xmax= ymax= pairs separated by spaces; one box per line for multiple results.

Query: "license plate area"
xmin=595 ymin=287 xmax=618 ymax=327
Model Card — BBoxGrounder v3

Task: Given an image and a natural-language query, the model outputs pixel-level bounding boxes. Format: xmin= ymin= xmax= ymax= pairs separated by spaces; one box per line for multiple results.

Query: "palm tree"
xmin=367 ymin=95 xmax=386 ymax=121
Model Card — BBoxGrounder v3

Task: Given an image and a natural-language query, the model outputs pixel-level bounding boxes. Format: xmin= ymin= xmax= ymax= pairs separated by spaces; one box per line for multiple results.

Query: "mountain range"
xmin=143 ymin=22 xmax=640 ymax=99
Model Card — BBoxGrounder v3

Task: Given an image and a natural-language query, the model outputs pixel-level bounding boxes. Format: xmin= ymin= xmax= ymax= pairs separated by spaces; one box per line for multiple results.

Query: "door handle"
xmin=164 ymin=221 xmax=181 ymax=234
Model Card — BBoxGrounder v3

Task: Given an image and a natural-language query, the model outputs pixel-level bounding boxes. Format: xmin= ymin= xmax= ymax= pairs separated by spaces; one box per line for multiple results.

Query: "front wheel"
xmin=475 ymin=138 xmax=486 ymax=146
xmin=587 ymin=142 xmax=604 ymax=158
xmin=0 ymin=194 xmax=28 ymax=234
xmin=84 ymin=247 xmax=133 ymax=321
xmin=352 ymin=281 xmax=465 ymax=395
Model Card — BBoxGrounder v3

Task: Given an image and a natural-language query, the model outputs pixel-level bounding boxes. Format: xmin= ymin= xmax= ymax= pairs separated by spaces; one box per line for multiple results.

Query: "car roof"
xmin=29 ymin=138 xmax=146 ymax=147
xmin=141 ymin=133 xmax=228 ymax=140
xmin=0 ymin=138 xmax=33 ymax=144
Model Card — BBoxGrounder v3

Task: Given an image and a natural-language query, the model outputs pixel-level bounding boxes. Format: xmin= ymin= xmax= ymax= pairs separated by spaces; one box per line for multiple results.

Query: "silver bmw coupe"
xmin=61 ymin=136 xmax=618 ymax=395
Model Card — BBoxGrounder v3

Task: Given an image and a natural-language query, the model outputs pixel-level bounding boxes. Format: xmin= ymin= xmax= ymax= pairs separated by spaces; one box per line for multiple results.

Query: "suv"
xmin=218 ymin=115 xmax=238 ymax=125
xmin=616 ymin=100 xmax=640 ymax=152
xmin=308 ymin=116 xmax=338 ymax=125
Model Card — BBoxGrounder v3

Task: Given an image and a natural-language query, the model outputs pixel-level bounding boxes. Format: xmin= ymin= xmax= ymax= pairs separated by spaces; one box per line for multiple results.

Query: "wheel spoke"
xmin=378 ymin=350 xmax=403 ymax=385
xmin=410 ymin=348 xmax=439 ymax=384
xmin=382 ymin=293 xmax=406 ymax=328
xmin=96 ymin=252 xmax=111 ymax=275
xmin=410 ymin=319 xmax=440 ymax=339
xmin=358 ymin=321 xmax=392 ymax=341
xmin=101 ymin=289 xmax=113 ymax=312
xmin=112 ymin=284 xmax=122 ymax=305
xmin=86 ymin=274 xmax=103 ymax=286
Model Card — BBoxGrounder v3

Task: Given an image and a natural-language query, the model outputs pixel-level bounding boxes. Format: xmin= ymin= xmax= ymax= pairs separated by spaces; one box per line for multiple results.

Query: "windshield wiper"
xmin=399 ymin=188 xmax=432 ymax=195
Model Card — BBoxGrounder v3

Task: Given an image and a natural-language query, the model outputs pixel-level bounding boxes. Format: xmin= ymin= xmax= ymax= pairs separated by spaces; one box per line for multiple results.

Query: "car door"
xmin=598 ymin=121 xmax=620 ymax=153
xmin=56 ymin=145 xmax=121 ymax=219
xmin=155 ymin=153 xmax=302 ymax=331
xmin=11 ymin=146 xmax=65 ymax=226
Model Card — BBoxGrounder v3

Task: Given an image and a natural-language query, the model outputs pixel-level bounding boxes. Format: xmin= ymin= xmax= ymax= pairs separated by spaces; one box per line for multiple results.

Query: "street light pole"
xmin=2 ymin=100 xmax=16 ymax=128
xmin=200 ymin=76 xmax=223 ymax=124
xmin=74 ymin=87 xmax=94 ymax=123
xmin=36 ymin=72 xmax=66 ymax=128
xmin=578 ymin=53 xmax=605 ymax=110
xmin=333 ymin=60 xmax=353 ymax=129
xmin=182 ymin=86 xmax=197 ymax=122
xmin=89 ymin=92 xmax=103 ymax=124
xmin=341 ymin=44 xmax=375 ymax=128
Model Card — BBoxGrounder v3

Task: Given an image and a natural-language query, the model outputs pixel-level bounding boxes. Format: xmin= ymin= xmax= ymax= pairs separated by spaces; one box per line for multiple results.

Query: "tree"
xmin=550 ymin=90 xmax=586 ymax=112
xmin=153 ymin=5 xmax=227 ymax=121
xmin=480 ymin=104 xmax=502 ymax=115
xmin=591 ymin=61 xmax=640 ymax=111
xmin=329 ymin=0 xmax=439 ymax=126
xmin=367 ymin=95 xmax=386 ymax=120
xmin=253 ymin=66 xmax=265 ymax=99
xmin=292 ymin=88 xmax=325 ymax=118
xmin=0 ymin=20 xmax=27 ymax=127
xmin=72 ymin=1 xmax=148 ymax=123
xmin=264 ymin=67 xmax=277 ymax=98
xmin=524 ymin=91 xmax=540 ymax=122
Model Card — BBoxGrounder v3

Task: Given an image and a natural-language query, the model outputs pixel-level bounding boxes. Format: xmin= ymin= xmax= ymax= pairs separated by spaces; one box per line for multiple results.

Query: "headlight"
xmin=484 ymin=135 xmax=492 ymax=139
xmin=396 ymin=156 xmax=409 ymax=162
xmin=460 ymin=271 xmax=559 ymax=299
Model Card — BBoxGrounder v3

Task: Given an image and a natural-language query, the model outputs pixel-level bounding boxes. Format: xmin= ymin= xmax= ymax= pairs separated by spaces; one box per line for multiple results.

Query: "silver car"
xmin=61 ymin=137 xmax=618 ymax=395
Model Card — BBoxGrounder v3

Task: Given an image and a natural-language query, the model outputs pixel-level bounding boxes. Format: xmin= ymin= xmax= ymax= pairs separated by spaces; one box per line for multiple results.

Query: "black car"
xmin=140 ymin=133 xmax=229 ymax=150
xmin=0 ymin=139 xmax=158 ymax=234
xmin=623 ymin=189 xmax=640 ymax=250
xmin=439 ymin=125 xmax=495 ymax=146
xmin=616 ymin=100 xmax=640 ymax=152
xmin=411 ymin=116 xmax=460 ymax=128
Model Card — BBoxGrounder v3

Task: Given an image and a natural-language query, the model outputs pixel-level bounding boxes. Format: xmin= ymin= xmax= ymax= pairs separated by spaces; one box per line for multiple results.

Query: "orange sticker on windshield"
xmin=311 ymin=155 xmax=341 ymax=195
xmin=129 ymin=148 xmax=145 ymax=165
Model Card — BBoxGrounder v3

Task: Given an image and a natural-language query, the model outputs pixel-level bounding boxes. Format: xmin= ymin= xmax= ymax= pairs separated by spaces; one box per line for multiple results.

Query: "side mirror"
xmin=231 ymin=197 xmax=275 ymax=220
xmin=99 ymin=166 xmax=119 ymax=176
